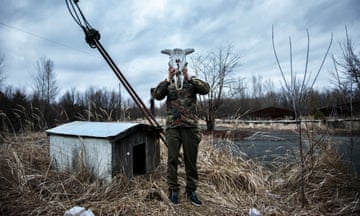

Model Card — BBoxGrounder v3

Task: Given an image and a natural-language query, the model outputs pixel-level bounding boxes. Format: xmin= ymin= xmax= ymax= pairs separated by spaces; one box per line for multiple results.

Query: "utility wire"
xmin=0 ymin=21 xmax=97 ymax=58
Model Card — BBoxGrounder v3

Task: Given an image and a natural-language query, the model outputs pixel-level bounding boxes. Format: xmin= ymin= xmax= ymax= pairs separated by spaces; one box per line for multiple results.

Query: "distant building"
xmin=247 ymin=106 xmax=295 ymax=120
xmin=46 ymin=121 xmax=160 ymax=182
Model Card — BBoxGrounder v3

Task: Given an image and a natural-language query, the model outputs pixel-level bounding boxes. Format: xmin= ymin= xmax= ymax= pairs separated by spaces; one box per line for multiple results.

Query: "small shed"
xmin=46 ymin=121 xmax=160 ymax=181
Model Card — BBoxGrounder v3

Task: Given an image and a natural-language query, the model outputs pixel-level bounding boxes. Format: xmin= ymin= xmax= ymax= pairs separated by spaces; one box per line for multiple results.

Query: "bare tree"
xmin=331 ymin=26 xmax=359 ymax=170
xmin=272 ymin=26 xmax=333 ymax=207
xmin=0 ymin=53 xmax=5 ymax=89
xmin=331 ymin=26 xmax=360 ymax=96
xmin=262 ymin=79 xmax=281 ymax=108
xmin=229 ymin=77 xmax=248 ymax=99
xmin=251 ymin=74 xmax=264 ymax=99
xmin=31 ymin=57 xmax=59 ymax=128
xmin=32 ymin=56 xmax=59 ymax=104
xmin=192 ymin=44 xmax=241 ymax=130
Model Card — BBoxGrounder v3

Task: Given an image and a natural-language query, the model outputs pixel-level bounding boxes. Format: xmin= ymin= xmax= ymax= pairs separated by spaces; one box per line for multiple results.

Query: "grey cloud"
xmin=1 ymin=0 xmax=360 ymax=103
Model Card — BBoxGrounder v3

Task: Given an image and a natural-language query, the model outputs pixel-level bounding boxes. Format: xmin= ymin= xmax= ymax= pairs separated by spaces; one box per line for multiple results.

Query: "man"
xmin=153 ymin=66 xmax=210 ymax=206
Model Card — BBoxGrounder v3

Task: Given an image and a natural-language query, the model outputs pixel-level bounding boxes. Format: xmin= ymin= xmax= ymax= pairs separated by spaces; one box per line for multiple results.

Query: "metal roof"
xmin=46 ymin=121 xmax=140 ymax=138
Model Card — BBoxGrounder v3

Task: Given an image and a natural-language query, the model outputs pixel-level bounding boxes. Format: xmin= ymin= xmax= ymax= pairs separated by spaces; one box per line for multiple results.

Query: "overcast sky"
xmin=0 ymin=0 xmax=359 ymax=104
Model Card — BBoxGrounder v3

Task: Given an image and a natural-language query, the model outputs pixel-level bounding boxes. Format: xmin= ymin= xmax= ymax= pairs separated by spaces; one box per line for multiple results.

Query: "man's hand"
xmin=167 ymin=67 xmax=176 ymax=82
xmin=167 ymin=67 xmax=190 ymax=82
xmin=182 ymin=68 xmax=190 ymax=81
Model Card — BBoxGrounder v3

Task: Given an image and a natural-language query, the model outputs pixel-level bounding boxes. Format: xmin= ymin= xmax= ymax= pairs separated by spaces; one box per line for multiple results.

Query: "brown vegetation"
xmin=0 ymin=131 xmax=359 ymax=215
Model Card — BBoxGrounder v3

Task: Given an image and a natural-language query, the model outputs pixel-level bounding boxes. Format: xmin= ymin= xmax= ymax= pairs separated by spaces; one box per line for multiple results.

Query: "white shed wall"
xmin=49 ymin=135 xmax=112 ymax=182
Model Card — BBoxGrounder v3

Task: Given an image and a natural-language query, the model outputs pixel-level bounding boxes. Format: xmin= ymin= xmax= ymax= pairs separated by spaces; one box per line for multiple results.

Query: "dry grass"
xmin=0 ymin=132 xmax=359 ymax=215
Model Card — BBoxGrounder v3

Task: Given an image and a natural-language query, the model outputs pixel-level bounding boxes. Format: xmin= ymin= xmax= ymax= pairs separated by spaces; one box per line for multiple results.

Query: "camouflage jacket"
xmin=153 ymin=76 xmax=210 ymax=128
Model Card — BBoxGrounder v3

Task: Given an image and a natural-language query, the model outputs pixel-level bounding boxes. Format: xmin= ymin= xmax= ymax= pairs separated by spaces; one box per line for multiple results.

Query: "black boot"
xmin=168 ymin=190 xmax=178 ymax=204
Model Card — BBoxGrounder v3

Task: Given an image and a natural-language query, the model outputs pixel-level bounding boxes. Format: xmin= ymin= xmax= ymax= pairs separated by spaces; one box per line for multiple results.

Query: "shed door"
xmin=112 ymin=138 xmax=133 ymax=178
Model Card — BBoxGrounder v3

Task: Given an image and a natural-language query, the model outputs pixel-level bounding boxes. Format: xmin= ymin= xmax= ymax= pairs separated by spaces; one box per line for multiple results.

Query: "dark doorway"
xmin=133 ymin=144 xmax=146 ymax=175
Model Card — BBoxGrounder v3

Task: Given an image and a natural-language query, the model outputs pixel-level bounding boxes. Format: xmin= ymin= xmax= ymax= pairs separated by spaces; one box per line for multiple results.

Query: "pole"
xmin=65 ymin=0 xmax=167 ymax=146
xmin=92 ymin=40 xmax=167 ymax=146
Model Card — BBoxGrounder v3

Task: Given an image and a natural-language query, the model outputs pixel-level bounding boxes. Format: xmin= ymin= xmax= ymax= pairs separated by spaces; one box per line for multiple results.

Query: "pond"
xmin=211 ymin=130 xmax=360 ymax=173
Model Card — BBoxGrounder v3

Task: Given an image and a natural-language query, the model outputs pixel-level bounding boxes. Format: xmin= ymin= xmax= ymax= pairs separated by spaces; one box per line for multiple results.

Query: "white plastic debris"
xmin=248 ymin=207 xmax=262 ymax=216
xmin=64 ymin=206 xmax=95 ymax=216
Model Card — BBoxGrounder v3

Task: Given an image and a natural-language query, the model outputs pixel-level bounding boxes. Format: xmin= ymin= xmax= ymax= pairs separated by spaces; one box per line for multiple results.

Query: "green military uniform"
xmin=154 ymin=76 xmax=210 ymax=193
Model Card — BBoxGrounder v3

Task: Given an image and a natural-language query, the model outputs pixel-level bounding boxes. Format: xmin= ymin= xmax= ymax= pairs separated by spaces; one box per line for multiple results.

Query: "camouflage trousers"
xmin=166 ymin=127 xmax=201 ymax=193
